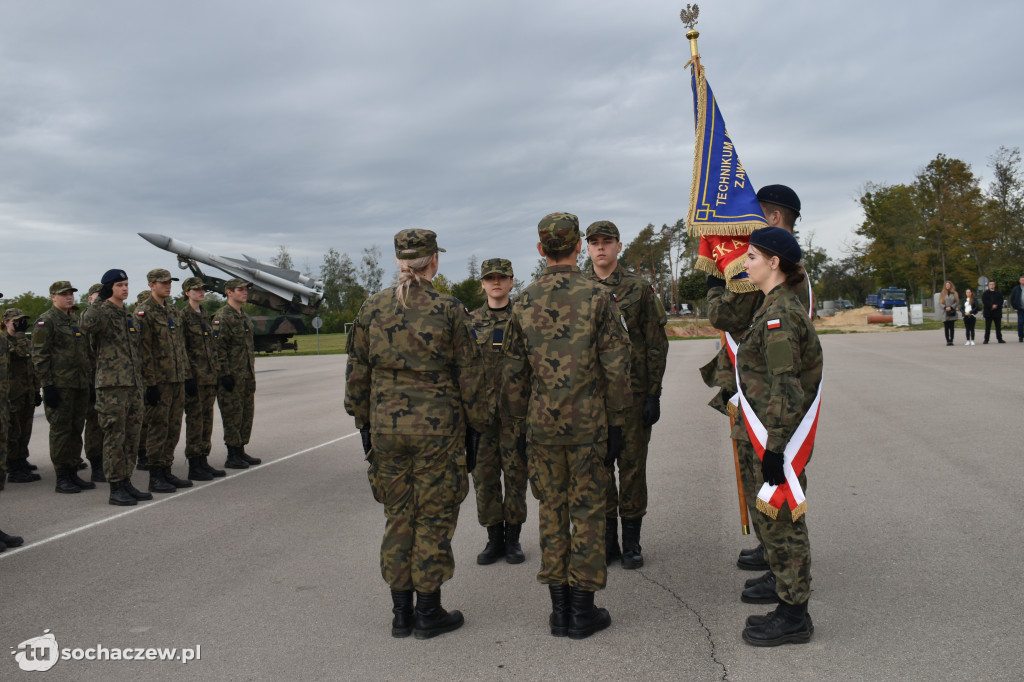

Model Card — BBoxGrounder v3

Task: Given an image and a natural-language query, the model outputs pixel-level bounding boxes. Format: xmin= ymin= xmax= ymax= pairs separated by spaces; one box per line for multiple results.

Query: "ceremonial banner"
xmin=687 ymin=65 xmax=767 ymax=291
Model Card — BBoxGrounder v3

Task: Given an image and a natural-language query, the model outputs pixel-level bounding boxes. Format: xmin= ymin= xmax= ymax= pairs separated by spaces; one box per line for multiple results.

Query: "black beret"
xmin=749 ymin=227 xmax=801 ymax=264
xmin=756 ymin=184 xmax=801 ymax=216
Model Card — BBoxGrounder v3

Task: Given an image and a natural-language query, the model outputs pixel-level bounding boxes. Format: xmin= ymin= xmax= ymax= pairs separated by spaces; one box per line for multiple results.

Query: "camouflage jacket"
xmin=80 ymin=300 xmax=144 ymax=389
xmin=32 ymin=306 xmax=92 ymax=389
xmin=213 ymin=305 xmax=255 ymax=380
xmin=344 ymin=280 xmax=488 ymax=436
xmin=4 ymin=332 xmax=38 ymax=401
xmin=136 ymin=296 xmax=189 ymax=386
xmin=470 ymin=302 xmax=513 ymax=424
xmin=590 ymin=266 xmax=669 ymax=396
xmin=0 ymin=333 xmax=8 ymax=419
xmin=181 ymin=305 xmax=219 ymax=386
xmin=732 ymin=285 xmax=823 ymax=452
xmin=502 ymin=264 xmax=631 ymax=445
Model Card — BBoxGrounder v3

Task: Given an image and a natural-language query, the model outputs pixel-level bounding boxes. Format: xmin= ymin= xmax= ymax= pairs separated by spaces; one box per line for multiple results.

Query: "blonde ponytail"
xmin=395 ymin=255 xmax=435 ymax=309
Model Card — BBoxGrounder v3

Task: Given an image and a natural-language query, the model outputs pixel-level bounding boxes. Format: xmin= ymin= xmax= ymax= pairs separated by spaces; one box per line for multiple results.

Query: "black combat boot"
xmin=745 ymin=570 xmax=774 ymax=589
xmin=136 ymin=450 xmax=149 ymax=471
xmin=200 ymin=456 xmax=226 ymax=478
xmin=391 ymin=590 xmax=414 ymax=638
xmin=26 ymin=460 xmax=38 ymax=471
xmin=739 ymin=544 xmax=761 ymax=557
xmin=187 ymin=458 xmax=213 ymax=481
xmin=621 ymin=517 xmax=644 ymax=569
xmin=7 ymin=459 xmax=41 ymax=483
xmin=412 ymin=590 xmax=464 ymax=639
xmin=88 ymin=458 xmax=106 ymax=483
xmin=567 ymin=586 xmax=611 ymax=640
xmin=505 ymin=522 xmax=525 ymax=564
xmin=548 ymin=584 xmax=570 ymax=637
xmin=162 ymin=466 xmax=194 ymax=489
xmin=77 ymin=460 xmax=88 ymax=470
xmin=67 ymin=468 xmax=96 ymax=490
xmin=224 ymin=446 xmax=249 ymax=470
xmin=605 ymin=517 xmax=621 ymax=563
xmin=148 ymin=467 xmax=177 ymax=493
xmin=476 ymin=523 xmax=505 ymax=565
xmin=109 ymin=480 xmax=138 ymax=506
xmin=741 ymin=572 xmax=779 ymax=604
xmin=122 ymin=478 xmax=153 ymax=501
xmin=737 ymin=543 xmax=769 ymax=571
xmin=0 ymin=528 xmax=24 ymax=548
xmin=54 ymin=468 xmax=82 ymax=494
xmin=742 ymin=599 xmax=813 ymax=646
xmin=238 ymin=448 xmax=262 ymax=466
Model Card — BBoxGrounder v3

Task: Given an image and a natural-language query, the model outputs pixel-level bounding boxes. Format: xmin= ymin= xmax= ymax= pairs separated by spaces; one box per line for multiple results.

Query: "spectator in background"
xmin=981 ymin=280 xmax=1005 ymax=344
xmin=1009 ymin=276 xmax=1024 ymax=343
xmin=940 ymin=281 xmax=959 ymax=346
xmin=961 ymin=288 xmax=979 ymax=346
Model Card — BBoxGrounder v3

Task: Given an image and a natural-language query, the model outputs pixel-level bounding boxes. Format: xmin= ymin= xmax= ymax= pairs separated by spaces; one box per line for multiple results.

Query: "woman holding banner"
xmin=732 ymin=227 xmax=822 ymax=647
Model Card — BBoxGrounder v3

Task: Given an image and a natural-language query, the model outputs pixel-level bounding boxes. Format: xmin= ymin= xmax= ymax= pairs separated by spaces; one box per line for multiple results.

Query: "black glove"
xmin=761 ymin=450 xmax=786 ymax=487
xmin=219 ymin=375 xmax=235 ymax=392
xmin=42 ymin=385 xmax=61 ymax=409
xmin=605 ymin=425 xmax=624 ymax=466
xmin=89 ymin=385 xmax=96 ymax=404
xmin=13 ymin=318 xmax=28 ymax=333
xmin=465 ymin=428 xmax=481 ymax=473
xmin=642 ymin=395 xmax=661 ymax=427
xmin=707 ymin=274 xmax=726 ymax=290
xmin=359 ymin=428 xmax=372 ymax=456
xmin=184 ymin=378 xmax=198 ymax=397
xmin=35 ymin=391 xmax=43 ymax=407
xmin=516 ymin=432 xmax=527 ymax=458
xmin=145 ymin=385 xmax=161 ymax=406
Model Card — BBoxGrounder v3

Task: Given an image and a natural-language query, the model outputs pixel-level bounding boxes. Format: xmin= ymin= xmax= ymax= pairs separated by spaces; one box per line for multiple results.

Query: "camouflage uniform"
xmin=0 ymin=332 xmax=8 ymax=488
xmin=345 ymin=233 xmax=487 ymax=594
xmin=83 ymin=289 xmax=105 ymax=471
xmin=81 ymin=299 xmax=145 ymax=483
xmin=182 ymin=302 xmax=219 ymax=459
xmin=214 ymin=303 xmax=256 ymax=449
xmin=136 ymin=285 xmax=189 ymax=469
xmin=33 ymin=295 xmax=92 ymax=472
xmin=3 ymin=317 xmax=39 ymax=472
xmin=732 ymin=284 xmax=822 ymax=606
xmin=469 ymin=297 xmax=527 ymax=529
xmin=503 ymin=218 xmax=631 ymax=592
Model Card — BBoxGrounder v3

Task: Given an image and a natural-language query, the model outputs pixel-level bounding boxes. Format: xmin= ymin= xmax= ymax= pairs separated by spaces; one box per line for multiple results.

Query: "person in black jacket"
xmin=981 ymin=280 xmax=1005 ymax=344
xmin=1009 ymin=276 xmax=1024 ymax=342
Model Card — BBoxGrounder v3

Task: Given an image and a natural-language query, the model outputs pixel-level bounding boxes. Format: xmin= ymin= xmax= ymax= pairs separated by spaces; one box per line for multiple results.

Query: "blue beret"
xmin=100 ymin=269 xmax=129 ymax=285
xmin=749 ymin=227 xmax=801 ymax=264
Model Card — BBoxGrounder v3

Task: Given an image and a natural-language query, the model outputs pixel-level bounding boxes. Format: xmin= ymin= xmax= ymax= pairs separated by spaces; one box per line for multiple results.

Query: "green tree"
xmin=621 ymin=223 xmax=669 ymax=294
xmin=359 ymin=245 xmax=384 ymax=295
xmin=320 ymin=248 xmax=365 ymax=332
xmin=431 ymin=273 xmax=453 ymax=295
xmin=2 ymin=292 xmax=51 ymax=322
xmin=984 ymin=145 xmax=1024 ymax=269
xmin=677 ymin=270 xmax=707 ymax=306
xmin=271 ymin=245 xmax=294 ymax=270
xmin=450 ymin=277 xmax=485 ymax=310
xmin=855 ymin=182 xmax=921 ymax=291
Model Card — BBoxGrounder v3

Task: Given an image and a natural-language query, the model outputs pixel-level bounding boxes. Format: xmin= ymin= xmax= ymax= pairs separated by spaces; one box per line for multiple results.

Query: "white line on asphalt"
xmin=0 ymin=432 xmax=358 ymax=560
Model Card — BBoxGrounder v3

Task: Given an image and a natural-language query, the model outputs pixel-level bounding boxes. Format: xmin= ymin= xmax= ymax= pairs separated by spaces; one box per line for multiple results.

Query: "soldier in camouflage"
xmin=32 ymin=281 xmax=96 ymax=494
xmin=731 ymin=227 xmax=821 ymax=647
xmin=0 ymin=290 xmax=25 ymax=551
xmin=83 ymin=283 xmax=105 ymax=482
xmin=214 ymin=278 xmax=260 ymax=469
xmin=134 ymin=289 xmax=152 ymax=471
xmin=180 ymin=277 xmax=225 ymax=480
xmin=81 ymin=270 xmax=154 ymax=506
xmin=502 ymin=213 xmax=632 ymax=639
xmin=345 ymin=228 xmax=488 ymax=640
xmin=586 ymin=220 xmax=669 ymax=569
xmin=136 ymin=268 xmax=193 ymax=492
xmin=469 ymin=257 xmax=529 ymax=566
xmin=3 ymin=309 xmax=42 ymax=483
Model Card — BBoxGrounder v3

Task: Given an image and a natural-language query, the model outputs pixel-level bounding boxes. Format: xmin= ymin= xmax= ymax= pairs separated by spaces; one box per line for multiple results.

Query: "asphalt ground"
xmin=1 ymin=331 xmax=1022 ymax=681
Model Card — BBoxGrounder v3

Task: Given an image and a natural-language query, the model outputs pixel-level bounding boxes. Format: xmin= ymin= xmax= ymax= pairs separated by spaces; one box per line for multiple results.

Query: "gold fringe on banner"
xmin=726 ymin=277 xmax=759 ymax=294
xmin=686 ymin=64 xmax=707 ymax=238
xmin=693 ymin=222 xmax=768 ymax=238
xmin=694 ymin=254 xmax=719 ymax=276
xmin=756 ymin=498 xmax=780 ymax=519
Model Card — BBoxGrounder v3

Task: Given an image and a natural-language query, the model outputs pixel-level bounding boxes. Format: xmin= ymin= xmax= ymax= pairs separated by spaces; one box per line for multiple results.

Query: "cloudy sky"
xmin=1 ymin=0 xmax=1020 ymax=300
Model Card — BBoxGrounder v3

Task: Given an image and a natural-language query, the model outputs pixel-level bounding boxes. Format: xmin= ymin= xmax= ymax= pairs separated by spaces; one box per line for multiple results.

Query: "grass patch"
xmin=268 ymin=332 xmax=349 ymax=356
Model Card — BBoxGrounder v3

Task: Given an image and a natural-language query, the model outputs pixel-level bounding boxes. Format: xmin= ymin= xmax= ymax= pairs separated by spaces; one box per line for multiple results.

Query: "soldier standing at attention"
xmin=214 ymin=278 xmax=260 ymax=469
xmin=345 ymin=229 xmax=487 ymax=640
xmin=585 ymin=221 xmax=668 ymax=569
xmin=732 ymin=227 xmax=821 ymax=646
xmin=32 ymin=281 xmax=95 ymax=494
xmin=503 ymin=213 xmax=631 ymax=639
xmin=83 ymin=283 xmax=105 ymax=483
xmin=136 ymin=268 xmax=192 ymax=492
xmin=469 ymin=258 xmax=528 ymax=566
xmin=0 ymin=291 xmax=26 ymax=551
xmin=81 ymin=270 xmax=153 ymax=506
xmin=180 ymin=277 xmax=224 ymax=480
xmin=3 ymin=309 xmax=42 ymax=483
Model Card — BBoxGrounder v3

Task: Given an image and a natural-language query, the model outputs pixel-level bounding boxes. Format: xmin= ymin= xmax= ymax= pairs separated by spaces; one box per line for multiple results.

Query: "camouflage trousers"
xmin=6 ymin=394 xmax=36 ymax=465
xmin=184 ymin=383 xmax=217 ymax=458
xmin=84 ymin=402 xmax=103 ymax=465
xmin=218 ymin=377 xmax=254 ymax=447
xmin=529 ymin=442 xmax=609 ymax=591
xmin=736 ymin=438 xmax=766 ymax=547
xmin=369 ymin=433 xmax=468 ymax=593
xmin=144 ymin=382 xmax=184 ymax=468
xmin=43 ymin=387 xmax=89 ymax=470
xmin=471 ymin=416 xmax=527 ymax=527
xmin=96 ymin=386 xmax=143 ymax=484
xmin=605 ymin=393 xmax=652 ymax=519
xmin=0 ymin=407 xmax=7 ymax=489
xmin=737 ymin=438 xmax=812 ymax=604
